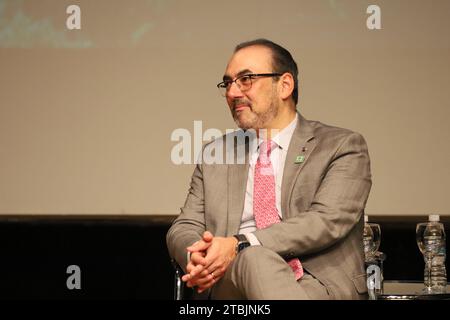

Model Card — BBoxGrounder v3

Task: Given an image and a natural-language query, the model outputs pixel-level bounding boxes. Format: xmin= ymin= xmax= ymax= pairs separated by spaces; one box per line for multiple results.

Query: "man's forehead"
xmin=224 ymin=45 xmax=273 ymax=77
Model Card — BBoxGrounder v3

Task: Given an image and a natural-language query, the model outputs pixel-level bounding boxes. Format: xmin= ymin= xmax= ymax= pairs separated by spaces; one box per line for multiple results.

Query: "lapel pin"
xmin=295 ymin=155 xmax=305 ymax=164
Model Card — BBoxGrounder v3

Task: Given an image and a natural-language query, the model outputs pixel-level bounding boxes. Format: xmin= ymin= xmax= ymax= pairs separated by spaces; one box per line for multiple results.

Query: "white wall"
xmin=0 ymin=0 xmax=449 ymax=215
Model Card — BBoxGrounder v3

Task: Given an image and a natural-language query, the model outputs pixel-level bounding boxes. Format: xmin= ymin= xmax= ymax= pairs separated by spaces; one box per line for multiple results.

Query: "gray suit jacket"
xmin=166 ymin=113 xmax=372 ymax=299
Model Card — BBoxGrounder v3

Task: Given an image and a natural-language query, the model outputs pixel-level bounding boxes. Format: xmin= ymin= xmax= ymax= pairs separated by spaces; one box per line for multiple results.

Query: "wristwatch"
xmin=233 ymin=234 xmax=250 ymax=254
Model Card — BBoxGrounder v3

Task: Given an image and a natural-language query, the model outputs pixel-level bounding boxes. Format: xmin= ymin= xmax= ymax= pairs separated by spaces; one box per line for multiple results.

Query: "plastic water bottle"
xmin=363 ymin=215 xmax=375 ymax=262
xmin=363 ymin=215 xmax=384 ymax=299
xmin=363 ymin=215 xmax=381 ymax=262
xmin=416 ymin=214 xmax=447 ymax=294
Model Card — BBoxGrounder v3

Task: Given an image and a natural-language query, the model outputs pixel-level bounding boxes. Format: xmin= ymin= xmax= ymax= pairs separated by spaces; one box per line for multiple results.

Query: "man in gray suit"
xmin=166 ymin=39 xmax=371 ymax=299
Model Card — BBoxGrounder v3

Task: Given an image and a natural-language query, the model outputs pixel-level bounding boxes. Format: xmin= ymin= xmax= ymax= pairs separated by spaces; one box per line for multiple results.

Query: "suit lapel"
xmin=226 ymin=132 xmax=250 ymax=236
xmin=281 ymin=114 xmax=316 ymax=219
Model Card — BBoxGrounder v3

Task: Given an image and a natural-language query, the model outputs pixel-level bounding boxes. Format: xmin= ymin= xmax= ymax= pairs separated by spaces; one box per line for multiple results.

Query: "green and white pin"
xmin=295 ymin=155 xmax=305 ymax=164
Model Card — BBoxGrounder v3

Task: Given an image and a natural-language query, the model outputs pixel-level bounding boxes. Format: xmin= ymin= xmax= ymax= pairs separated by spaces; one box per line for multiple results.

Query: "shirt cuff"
xmin=245 ymin=233 xmax=261 ymax=246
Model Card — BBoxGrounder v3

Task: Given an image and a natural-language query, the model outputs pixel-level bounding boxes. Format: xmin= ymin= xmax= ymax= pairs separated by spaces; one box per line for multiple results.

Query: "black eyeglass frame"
xmin=216 ymin=73 xmax=282 ymax=96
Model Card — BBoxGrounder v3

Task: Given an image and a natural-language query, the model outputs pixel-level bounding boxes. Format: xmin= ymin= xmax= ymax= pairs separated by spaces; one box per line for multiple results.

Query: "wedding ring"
xmin=211 ymin=272 xmax=215 ymax=278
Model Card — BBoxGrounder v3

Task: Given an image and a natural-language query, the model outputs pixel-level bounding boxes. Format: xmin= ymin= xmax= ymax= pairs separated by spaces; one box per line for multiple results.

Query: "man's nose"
xmin=226 ymin=82 xmax=244 ymax=98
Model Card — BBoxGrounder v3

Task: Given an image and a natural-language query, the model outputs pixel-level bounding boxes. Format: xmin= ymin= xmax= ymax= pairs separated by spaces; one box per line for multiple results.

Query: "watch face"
xmin=238 ymin=241 xmax=250 ymax=252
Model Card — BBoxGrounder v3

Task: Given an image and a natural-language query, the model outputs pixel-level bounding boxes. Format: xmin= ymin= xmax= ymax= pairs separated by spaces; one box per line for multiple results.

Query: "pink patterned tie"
xmin=253 ymin=140 xmax=304 ymax=280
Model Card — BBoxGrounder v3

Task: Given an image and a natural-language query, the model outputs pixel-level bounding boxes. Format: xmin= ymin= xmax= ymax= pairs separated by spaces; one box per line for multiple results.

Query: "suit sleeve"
xmin=166 ymin=163 xmax=206 ymax=270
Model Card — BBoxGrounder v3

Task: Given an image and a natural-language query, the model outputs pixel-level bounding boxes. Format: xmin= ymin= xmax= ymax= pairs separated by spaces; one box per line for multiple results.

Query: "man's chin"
xmin=233 ymin=115 xmax=254 ymax=130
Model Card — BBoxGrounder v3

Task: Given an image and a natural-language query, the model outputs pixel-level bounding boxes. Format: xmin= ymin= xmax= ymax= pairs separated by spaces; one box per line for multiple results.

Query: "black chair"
xmin=171 ymin=259 xmax=197 ymax=300
xmin=171 ymin=259 xmax=185 ymax=300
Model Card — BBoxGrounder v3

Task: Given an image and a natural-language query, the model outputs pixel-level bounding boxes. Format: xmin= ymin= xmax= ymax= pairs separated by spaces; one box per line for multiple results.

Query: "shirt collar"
xmin=271 ymin=113 xmax=298 ymax=151
xmin=255 ymin=113 xmax=298 ymax=151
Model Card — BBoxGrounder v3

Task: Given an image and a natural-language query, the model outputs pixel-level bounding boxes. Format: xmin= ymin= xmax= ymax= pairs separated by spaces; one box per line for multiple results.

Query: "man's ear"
xmin=278 ymin=73 xmax=294 ymax=101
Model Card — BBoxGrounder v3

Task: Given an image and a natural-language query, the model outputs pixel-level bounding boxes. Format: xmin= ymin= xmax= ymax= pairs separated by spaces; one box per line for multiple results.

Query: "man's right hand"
xmin=183 ymin=251 xmax=215 ymax=290
xmin=182 ymin=231 xmax=239 ymax=293
xmin=181 ymin=231 xmax=214 ymax=288
xmin=186 ymin=231 xmax=214 ymax=253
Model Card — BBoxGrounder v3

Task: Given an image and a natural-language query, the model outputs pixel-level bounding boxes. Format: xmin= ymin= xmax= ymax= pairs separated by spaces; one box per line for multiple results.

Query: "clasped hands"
xmin=181 ymin=231 xmax=238 ymax=293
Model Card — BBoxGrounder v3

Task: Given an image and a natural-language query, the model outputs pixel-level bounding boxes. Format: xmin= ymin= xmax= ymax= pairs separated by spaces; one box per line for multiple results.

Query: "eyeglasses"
xmin=216 ymin=73 xmax=282 ymax=97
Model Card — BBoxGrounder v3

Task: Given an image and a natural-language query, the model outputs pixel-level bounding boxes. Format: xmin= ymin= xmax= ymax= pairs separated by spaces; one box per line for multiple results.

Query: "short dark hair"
xmin=235 ymin=39 xmax=299 ymax=105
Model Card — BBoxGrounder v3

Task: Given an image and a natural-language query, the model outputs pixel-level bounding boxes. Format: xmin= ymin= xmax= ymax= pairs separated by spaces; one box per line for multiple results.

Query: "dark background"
xmin=0 ymin=215 xmax=448 ymax=299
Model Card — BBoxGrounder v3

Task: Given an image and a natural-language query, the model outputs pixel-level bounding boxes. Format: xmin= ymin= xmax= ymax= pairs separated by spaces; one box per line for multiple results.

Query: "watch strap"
xmin=233 ymin=234 xmax=248 ymax=243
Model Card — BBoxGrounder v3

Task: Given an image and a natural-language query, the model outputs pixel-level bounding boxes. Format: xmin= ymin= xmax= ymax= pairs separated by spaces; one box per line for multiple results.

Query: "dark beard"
xmin=233 ymin=98 xmax=279 ymax=130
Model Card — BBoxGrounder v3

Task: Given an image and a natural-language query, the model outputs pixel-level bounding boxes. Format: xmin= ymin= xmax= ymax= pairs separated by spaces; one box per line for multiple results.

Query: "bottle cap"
xmin=429 ymin=214 xmax=440 ymax=222
xmin=364 ymin=215 xmax=368 ymax=223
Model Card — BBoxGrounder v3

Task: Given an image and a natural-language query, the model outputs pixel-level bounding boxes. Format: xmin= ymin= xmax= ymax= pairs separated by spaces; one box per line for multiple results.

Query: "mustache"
xmin=232 ymin=99 xmax=252 ymax=109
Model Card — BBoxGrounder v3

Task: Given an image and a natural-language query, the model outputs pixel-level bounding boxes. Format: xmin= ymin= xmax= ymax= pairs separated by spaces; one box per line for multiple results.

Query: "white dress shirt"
xmin=238 ymin=114 xmax=298 ymax=245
